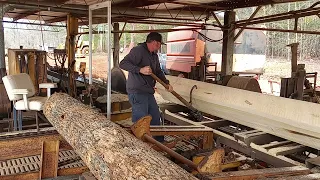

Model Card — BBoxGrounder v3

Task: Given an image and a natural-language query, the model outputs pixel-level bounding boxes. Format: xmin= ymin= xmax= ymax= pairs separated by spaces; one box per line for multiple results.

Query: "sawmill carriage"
xmin=0 ymin=0 xmax=319 ymax=180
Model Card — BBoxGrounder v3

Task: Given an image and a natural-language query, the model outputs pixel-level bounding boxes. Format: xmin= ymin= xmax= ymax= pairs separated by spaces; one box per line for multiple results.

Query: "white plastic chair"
xmin=2 ymin=73 xmax=57 ymax=131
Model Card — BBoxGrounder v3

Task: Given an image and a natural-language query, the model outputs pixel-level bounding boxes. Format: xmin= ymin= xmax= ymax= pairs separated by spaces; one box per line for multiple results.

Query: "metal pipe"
xmin=235 ymin=26 xmax=320 ymax=35
xmin=0 ymin=6 xmax=6 ymax=69
xmin=89 ymin=9 xmax=93 ymax=85
xmin=143 ymin=134 xmax=199 ymax=171
xmin=1 ymin=0 xmax=87 ymax=10
xmin=2 ymin=20 xmax=66 ymax=27
xmin=235 ymin=7 xmax=320 ymax=26
xmin=107 ymin=0 xmax=112 ymax=120
xmin=11 ymin=4 xmax=88 ymax=15
xmin=78 ymin=27 xmax=203 ymax=35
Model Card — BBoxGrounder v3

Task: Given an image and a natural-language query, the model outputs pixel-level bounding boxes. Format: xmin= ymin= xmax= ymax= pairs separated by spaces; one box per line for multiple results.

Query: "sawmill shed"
xmin=0 ymin=0 xmax=319 ymax=179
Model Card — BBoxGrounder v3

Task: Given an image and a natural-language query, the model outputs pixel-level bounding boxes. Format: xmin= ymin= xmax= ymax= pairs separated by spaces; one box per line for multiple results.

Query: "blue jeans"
xmin=128 ymin=93 xmax=164 ymax=142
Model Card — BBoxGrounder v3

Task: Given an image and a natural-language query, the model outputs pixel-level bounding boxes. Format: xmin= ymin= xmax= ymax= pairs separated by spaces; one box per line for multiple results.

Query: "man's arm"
xmin=119 ymin=48 xmax=141 ymax=73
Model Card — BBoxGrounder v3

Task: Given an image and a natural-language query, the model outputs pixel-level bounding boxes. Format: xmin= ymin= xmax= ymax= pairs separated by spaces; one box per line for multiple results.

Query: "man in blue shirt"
xmin=119 ymin=32 xmax=173 ymax=144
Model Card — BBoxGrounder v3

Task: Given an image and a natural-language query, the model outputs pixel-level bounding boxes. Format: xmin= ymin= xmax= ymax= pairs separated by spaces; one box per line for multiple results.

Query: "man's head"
xmin=146 ymin=32 xmax=164 ymax=53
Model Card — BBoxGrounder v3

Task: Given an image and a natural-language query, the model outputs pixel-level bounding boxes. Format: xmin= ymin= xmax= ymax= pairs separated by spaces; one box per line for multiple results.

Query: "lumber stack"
xmin=156 ymin=76 xmax=320 ymax=150
xmin=43 ymin=93 xmax=197 ymax=180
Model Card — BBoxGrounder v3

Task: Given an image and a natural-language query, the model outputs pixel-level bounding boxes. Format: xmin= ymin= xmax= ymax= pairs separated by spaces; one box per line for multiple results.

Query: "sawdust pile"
xmin=96 ymin=94 xmax=129 ymax=103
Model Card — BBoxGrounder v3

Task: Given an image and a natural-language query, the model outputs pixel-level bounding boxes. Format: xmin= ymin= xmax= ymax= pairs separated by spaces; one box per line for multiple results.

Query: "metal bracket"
xmin=189 ymin=85 xmax=198 ymax=105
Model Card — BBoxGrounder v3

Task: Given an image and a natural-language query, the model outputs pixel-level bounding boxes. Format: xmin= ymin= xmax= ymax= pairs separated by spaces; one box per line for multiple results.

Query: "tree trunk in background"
xmin=130 ymin=24 xmax=135 ymax=43
xmin=287 ymin=3 xmax=291 ymax=60
xmin=43 ymin=93 xmax=197 ymax=180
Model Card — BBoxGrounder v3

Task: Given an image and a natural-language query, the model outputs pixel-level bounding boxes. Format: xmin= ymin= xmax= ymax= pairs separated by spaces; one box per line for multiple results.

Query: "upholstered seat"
xmin=2 ymin=73 xmax=57 ymax=131
xmin=15 ymin=96 xmax=47 ymax=111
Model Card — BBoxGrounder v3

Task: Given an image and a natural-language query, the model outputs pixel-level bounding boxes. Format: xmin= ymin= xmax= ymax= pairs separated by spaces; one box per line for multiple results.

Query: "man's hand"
xmin=166 ymin=84 xmax=173 ymax=92
xmin=140 ymin=66 xmax=152 ymax=75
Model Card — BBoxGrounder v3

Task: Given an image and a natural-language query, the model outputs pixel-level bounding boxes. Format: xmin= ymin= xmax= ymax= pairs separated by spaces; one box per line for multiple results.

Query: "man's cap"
xmin=146 ymin=32 xmax=166 ymax=45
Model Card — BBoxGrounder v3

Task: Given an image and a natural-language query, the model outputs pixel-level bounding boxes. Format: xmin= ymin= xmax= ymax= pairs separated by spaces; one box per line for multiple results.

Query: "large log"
xmin=156 ymin=76 xmax=320 ymax=150
xmin=43 ymin=93 xmax=197 ymax=180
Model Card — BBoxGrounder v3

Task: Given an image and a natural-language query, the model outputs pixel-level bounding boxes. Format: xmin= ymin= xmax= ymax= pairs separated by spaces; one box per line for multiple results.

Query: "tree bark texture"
xmin=43 ymin=93 xmax=197 ymax=180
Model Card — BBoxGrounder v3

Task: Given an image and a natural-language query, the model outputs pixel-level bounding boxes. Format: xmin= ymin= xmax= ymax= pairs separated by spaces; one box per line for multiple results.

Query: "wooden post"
xmin=43 ymin=93 xmax=197 ymax=180
xmin=40 ymin=140 xmax=60 ymax=179
xmin=296 ymin=64 xmax=306 ymax=100
xmin=221 ymin=11 xmax=235 ymax=77
xmin=113 ymin=22 xmax=120 ymax=67
xmin=287 ymin=43 xmax=299 ymax=77
xmin=67 ymin=14 xmax=78 ymax=97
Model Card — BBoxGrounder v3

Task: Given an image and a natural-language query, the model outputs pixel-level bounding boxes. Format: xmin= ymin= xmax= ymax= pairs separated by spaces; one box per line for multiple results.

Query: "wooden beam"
xmin=45 ymin=16 xmax=67 ymax=24
xmin=221 ymin=11 xmax=235 ymax=76
xmin=156 ymin=76 xmax=320 ymax=150
xmin=0 ymin=167 xmax=89 ymax=180
xmin=40 ymin=140 xmax=59 ymax=178
xmin=265 ymin=173 xmax=320 ymax=180
xmin=66 ymin=14 xmax=78 ymax=97
xmin=58 ymin=166 xmax=89 ymax=176
xmin=0 ymin=133 xmax=72 ymax=161
xmin=12 ymin=10 xmax=39 ymax=21
xmin=287 ymin=43 xmax=299 ymax=76
xmin=113 ymin=22 xmax=120 ymax=67
xmin=203 ymin=166 xmax=310 ymax=180
xmin=43 ymin=93 xmax=198 ymax=180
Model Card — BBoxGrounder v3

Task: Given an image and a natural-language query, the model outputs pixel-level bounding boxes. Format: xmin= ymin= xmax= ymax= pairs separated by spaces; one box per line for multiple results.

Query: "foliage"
xmin=236 ymin=0 xmax=320 ymax=60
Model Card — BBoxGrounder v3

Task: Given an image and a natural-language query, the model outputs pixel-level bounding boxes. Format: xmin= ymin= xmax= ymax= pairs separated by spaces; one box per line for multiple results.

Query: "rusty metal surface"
xmin=1 ymin=0 xmax=307 ymax=26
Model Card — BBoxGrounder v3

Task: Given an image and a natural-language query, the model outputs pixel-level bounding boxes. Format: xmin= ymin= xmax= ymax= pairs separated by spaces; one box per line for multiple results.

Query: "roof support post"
xmin=66 ymin=14 xmax=78 ymax=97
xmin=221 ymin=10 xmax=235 ymax=77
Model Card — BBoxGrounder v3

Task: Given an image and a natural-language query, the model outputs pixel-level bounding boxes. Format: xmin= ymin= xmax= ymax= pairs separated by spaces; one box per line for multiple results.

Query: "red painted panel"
xmin=167 ymin=40 xmax=196 ymax=56
xmin=167 ymin=27 xmax=198 ymax=42
xmin=166 ymin=56 xmax=195 ymax=73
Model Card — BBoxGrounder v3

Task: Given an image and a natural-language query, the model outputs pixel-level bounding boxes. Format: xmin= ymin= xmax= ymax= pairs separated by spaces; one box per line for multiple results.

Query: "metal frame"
xmin=159 ymin=104 xmax=318 ymax=168
xmin=88 ymin=1 xmax=112 ymax=119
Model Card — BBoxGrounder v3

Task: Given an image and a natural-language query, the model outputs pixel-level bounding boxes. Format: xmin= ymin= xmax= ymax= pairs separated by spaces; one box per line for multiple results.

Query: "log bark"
xmin=43 ymin=93 xmax=197 ymax=180
xmin=156 ymin=76 xmax=320 ymax=150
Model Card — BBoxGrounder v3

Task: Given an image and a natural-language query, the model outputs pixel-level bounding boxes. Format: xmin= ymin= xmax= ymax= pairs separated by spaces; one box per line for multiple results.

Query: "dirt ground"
xmin=47 ymin=53 xmax=115 ymax=81
xmin=260 ymin=57 xmax=320 ymax=87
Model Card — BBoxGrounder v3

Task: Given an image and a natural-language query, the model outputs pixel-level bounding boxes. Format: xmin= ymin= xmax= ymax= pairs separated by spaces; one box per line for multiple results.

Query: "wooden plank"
xmin=40 ymin=140 xmax=59 ymax=178
xmin=264 ymin=173 xmax=320 ymax=180
xmin=204 ymin=166 xmax=310 ymax=180
xmin=110 ymin=111 xmax=131 ymax=122
xmin=0 ymin=167 xmax=89 ymax=180
xmin=81 ymin=172 xmax=97 ymax=180
xmin=27 ymin=52 xmax=36 ymax=92
xmin=0 ymin=134 xmax=72 ymax=161
xmin=156 ymin=76 xmax=320 ymax=149
xmin=7 ymin=49 xmax=19 ymax=75
xmin=58 ymin=167 xmax=89 ymax=176
xmin=43 ymin=93 xmax=198 ymax=180
xmin=0 ymin=171 xmax=39 ymax=180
